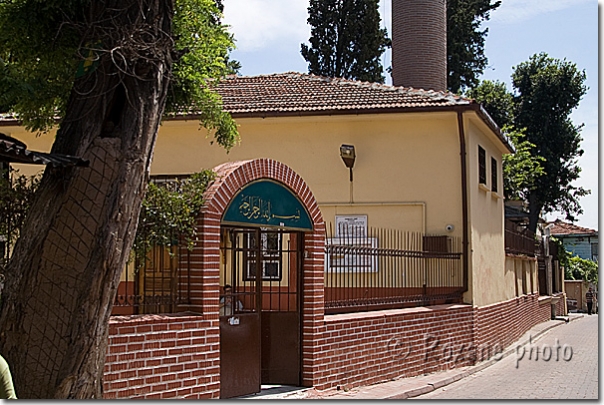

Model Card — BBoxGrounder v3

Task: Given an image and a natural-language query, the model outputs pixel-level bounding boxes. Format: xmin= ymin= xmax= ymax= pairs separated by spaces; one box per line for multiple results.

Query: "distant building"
xmin=547 ymin=219 xmax=598 ymax=262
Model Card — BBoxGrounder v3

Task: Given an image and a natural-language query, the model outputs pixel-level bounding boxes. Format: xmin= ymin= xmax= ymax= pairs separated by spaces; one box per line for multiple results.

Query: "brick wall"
xmin=311 ymin=304 xmax=475 ymax=391
xmin=391 ymin=0 xmax=447 ymax=90
xmin=104 ymin=294 xmax=559 ymax=398
xmin=473 ymin=294 xmax=552 ymax=352
xmin=103 ymin=314 xmax=219 ymax=399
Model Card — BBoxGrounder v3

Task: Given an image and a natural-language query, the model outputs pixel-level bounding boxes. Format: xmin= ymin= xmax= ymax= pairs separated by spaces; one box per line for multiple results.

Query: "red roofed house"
xmin=547 ymin=219 xmax=598 ymax=262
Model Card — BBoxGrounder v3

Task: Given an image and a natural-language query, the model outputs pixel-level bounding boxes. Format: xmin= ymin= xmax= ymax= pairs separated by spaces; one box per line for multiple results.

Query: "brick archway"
xmin=194 ymin=158 xmax=325 ymax=390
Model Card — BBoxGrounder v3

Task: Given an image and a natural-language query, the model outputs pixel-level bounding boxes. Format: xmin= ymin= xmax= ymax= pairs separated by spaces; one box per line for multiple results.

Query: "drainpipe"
xmin=457 ymin=111 xmax=469 ymax=294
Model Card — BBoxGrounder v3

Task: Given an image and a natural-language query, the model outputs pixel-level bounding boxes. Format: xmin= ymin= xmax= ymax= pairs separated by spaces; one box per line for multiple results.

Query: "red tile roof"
xmin=211 ymin=72 xmax=512 ymax=152
xmin=215 ymin=72 xmax=472 ymax=115
xmin=547 ymin=219 xmax=597 ymax=236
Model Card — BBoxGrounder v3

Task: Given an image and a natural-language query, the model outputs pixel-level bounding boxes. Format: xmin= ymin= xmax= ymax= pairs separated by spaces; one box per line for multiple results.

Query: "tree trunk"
xmin=0 ymin=0 xmax=173 ymax=398
xmin=527 ymin=192 xmax=542 ymax=235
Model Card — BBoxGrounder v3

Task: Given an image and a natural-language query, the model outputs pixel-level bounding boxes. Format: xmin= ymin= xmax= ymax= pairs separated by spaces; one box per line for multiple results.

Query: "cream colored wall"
xmin=505 ymin=256 xmax=538 ymax=297
xmin=2 ymin=113 xmax=462 ymax=235
xmin=465 ymin=116 xmax=509 ymax=306
xmin=154 ymin=113 xmax=463 ymax=236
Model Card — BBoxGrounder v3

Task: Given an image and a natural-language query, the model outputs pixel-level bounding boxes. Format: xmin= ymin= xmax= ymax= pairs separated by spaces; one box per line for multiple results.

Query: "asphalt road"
xmin=414 ymin=314 xmax=598 ymax=399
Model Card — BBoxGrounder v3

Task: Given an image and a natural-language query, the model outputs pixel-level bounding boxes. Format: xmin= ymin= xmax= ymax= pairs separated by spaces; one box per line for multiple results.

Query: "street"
xmin=414 ymin=314 xmax=598 ymax=399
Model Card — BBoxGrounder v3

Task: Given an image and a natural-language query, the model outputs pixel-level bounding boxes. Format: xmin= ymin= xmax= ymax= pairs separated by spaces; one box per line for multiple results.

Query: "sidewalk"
xmin=243 ymin=313 xmax=584 ymax=400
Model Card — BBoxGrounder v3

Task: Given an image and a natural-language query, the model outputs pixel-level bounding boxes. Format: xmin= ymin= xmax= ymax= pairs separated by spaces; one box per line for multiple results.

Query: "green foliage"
xmin=447 ymin=0 xmax=501 ymax=93
xmin=465 ymin=80 xmax=513 ymax=128
xmin=0 ymin=0 xmax=239 ymax=149
xmin=512 ymin=53 xmax=589 ymax=226
xmin=132 ymin=170 xmax=216 ymax=268
xmin=501 ymin=128 xmax=546 ymax=201
xmin=552 ymin=237 xmax=598 ymax=284
xmin=565 ymin=256 xmax=598 ymax=285
xmin=301 ymin=0 xmax=390 ymax=83
xmin=0 ymin=168 xmax=41 ymax=264
xmin=468 ymin=54 xmax=589 ymax=231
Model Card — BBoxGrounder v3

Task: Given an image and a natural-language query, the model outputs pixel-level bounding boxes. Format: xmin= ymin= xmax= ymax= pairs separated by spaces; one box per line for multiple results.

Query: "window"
xmin=592 ymin=243 xmax=598 ymax=262
xmin=478 ymin=146 xmax=486 ymax=185
xmin=491 ymin=157 xmax=498 ymax=193
xmin=244 ymin=231 xmax=282 ymax=281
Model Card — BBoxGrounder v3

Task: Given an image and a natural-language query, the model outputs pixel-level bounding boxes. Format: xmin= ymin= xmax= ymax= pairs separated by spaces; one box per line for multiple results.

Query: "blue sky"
xmin=222 ymin=0 xmax=599 ymax=231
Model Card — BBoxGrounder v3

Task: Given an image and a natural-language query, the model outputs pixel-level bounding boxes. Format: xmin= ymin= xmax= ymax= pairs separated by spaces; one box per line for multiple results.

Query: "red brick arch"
xmin=194 ymin=158 xmax=325 ymax=390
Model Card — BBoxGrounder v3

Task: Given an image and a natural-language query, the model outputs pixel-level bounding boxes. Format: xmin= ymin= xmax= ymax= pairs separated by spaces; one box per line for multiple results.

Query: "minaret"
xmin=391 ymin=0 xmax=447 ymax=91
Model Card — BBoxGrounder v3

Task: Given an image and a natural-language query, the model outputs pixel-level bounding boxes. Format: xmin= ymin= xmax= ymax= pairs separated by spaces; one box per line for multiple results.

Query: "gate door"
xmin=220 ymin=228 xmax=302 ymax=398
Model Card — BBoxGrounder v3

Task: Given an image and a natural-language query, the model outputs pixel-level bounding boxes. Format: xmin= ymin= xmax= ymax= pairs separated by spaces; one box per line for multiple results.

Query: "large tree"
xmin=301 ymin=0 xmax=390 ymax=83
xmin=468 ymin=53 xmax=589 ymax=233
xmin=0 ymin=0 xmax=237 ymax=399
xmin=447 ymin=0 xmax=501 ymax=93
xmin=512 ymin=53 xmax=589 ymax=232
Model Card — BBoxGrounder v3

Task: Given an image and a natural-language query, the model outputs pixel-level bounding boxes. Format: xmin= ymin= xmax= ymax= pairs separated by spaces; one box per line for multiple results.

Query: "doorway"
xmin=219 ymin=227 xmax=303 ymax=399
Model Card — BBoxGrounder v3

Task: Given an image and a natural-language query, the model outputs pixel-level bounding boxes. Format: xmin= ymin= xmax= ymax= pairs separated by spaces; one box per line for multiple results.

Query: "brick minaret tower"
xmin=391 ymin=0 xmax=447 ymax=91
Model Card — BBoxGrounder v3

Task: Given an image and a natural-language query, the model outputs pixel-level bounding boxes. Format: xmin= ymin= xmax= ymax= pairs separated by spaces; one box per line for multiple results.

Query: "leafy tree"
xmin=132 ymin=170 xmax=216 ymax=267
xmin=468 ymin=57 xmax=588 ymax=235
xmin=512 ymin=53 xmax=589 ymax=233
xmin=0 ymin=0 xmax=238 ymax=399
xmin=465 ymin=79 xmax=513 ymax=128
xmin=447 ymin=0 xmax=501 ymax=93
xmin=554 ymin=238 xmax=598 ymax=285
xmin=501 ymin=128 xmax=546 ymax=202
xmin=301 ymin=0 xmax=390 ymax=83
xmin=466 ymin=80 xmax=545 ymax=201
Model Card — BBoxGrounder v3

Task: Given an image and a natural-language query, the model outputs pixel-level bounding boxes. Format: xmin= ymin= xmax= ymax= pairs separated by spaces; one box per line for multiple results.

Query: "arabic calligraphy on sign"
xmin=238 ymin=194 xmax=300 ymax=223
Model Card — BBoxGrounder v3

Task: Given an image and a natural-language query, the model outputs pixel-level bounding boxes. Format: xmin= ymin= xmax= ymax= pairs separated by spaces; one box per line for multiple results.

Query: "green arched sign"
xmin=222 ymin=180 xmax=313 ymax=231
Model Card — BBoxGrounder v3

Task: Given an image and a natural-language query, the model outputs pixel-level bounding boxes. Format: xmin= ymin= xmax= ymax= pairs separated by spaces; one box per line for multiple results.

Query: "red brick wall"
xmin=103 ymin=314 xmax=219 ymax=399
xmin=473 ymin=294 xmax=552 ymax=352
xmin=311 ymin=304 xmax=475 ymax=391
xmin=104 ymin=294 xmax=558 ymax=398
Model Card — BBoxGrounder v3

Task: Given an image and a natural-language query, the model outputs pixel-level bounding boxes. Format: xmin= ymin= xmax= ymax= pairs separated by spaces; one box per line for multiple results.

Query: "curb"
xmin=383 ymin=315 xmax=584 ymax=400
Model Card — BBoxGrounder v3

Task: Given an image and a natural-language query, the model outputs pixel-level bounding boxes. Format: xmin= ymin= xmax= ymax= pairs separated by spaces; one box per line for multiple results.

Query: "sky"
xmin=221 ymin=0 xmax=599 ymax=232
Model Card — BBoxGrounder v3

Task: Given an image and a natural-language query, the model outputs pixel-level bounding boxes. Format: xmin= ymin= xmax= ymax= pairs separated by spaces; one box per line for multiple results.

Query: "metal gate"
xmin=219 ymin=227 xmax=303 ymax=399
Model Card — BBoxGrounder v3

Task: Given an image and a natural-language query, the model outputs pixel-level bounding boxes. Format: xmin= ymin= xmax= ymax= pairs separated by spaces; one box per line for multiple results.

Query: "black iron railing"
xmin=324 ymin=225 xmax=464 ymax=314
xmin=505 ymin=220 xmax=538 ymax=256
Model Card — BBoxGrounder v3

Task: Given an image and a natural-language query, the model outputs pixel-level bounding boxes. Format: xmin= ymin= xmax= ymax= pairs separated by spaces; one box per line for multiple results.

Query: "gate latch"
xmin=228 ymin=316 xmax=240 ymax=326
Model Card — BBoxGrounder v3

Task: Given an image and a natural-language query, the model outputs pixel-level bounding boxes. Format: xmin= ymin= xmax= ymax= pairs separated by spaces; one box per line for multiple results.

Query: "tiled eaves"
xmin=211 ymin=72 xmax=512 ymax=152
xmin=214 ymin=72 xmax=472 ymax=114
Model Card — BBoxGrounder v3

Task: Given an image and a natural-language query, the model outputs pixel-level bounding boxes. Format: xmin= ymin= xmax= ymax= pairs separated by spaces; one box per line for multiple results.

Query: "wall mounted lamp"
xmin=340 ymin=144 xmax=356 ymax=182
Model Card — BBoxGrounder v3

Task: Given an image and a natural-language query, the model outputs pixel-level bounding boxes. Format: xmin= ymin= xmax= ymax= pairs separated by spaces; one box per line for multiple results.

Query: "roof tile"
xmin=215 ymin=72 xmax=472 ymax=115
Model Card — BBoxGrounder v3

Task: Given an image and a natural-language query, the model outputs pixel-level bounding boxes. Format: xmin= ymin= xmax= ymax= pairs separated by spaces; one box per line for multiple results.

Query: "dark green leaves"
xmin=301 ymin=0 xmax=390 ymax=83
xmin=132 ymin=170 xmax=216 ymax=267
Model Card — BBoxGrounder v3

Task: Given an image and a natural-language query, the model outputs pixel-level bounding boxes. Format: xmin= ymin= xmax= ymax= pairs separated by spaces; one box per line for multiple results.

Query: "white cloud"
xmin=223 ymin=0 xmax=310 ymax=52
xmin=489 ymin=0 xmax=593 ymax=24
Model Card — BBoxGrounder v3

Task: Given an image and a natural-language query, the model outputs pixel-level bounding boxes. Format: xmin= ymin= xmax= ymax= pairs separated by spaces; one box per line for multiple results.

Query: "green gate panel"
xmin=222 ymin=180 xmax=313 ymax=231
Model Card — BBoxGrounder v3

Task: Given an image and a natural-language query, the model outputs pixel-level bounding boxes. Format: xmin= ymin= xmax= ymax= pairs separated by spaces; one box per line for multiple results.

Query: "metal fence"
xmin=324 ymin=224 xmax=464 ymax=314
xmin=505 ymin=219 xmax=538 ymax=256
xmin=113 ymin=244 xmax=191 ymax=315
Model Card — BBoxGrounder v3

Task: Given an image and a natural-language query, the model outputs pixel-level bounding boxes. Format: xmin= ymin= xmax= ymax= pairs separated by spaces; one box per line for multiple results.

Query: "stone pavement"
xmin=415 ymin=312 xmax=597 ymax=399
xmin=241 ymin=313 xmax=587 ymax=400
